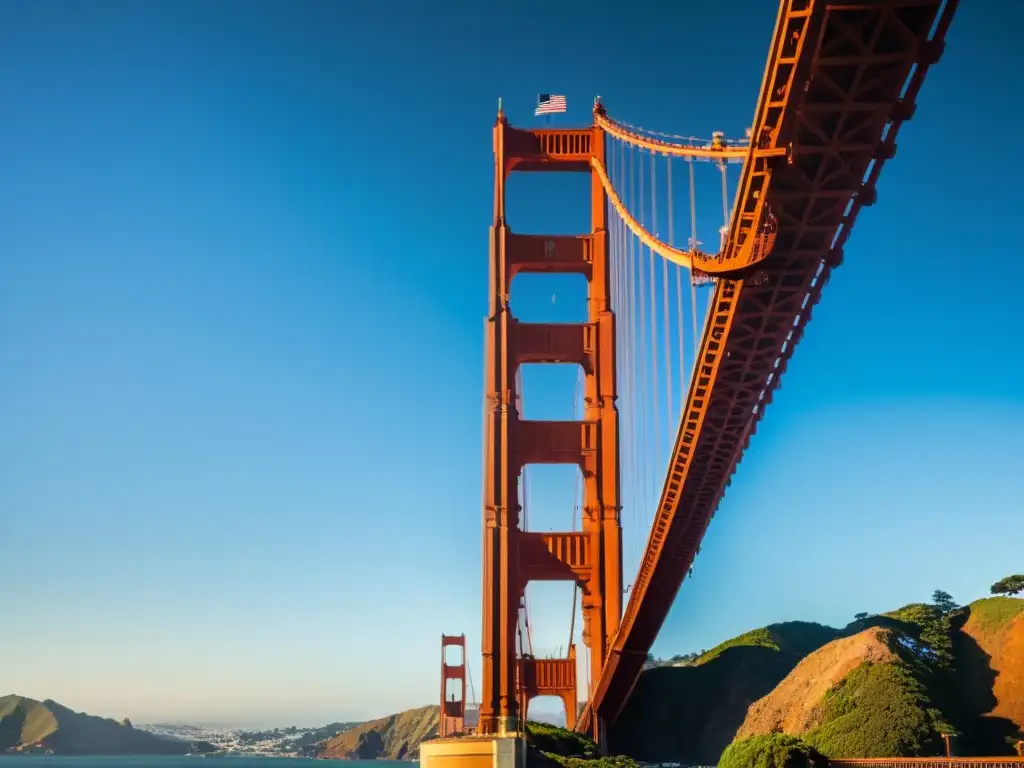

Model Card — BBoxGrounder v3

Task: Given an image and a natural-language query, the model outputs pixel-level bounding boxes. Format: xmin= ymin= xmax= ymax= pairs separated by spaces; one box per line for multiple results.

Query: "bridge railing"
xmin=829 ymin=760 xmax=1024 ymax=768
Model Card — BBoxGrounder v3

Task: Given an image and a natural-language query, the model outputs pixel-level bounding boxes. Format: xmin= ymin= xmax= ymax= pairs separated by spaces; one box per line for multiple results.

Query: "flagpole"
xmin=535 ymin=94 xmax=565 ymax=126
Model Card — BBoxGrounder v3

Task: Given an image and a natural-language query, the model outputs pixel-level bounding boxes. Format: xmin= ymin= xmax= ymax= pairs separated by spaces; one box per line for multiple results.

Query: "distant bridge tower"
xmin=479 ymin=106 xmax=622 ymax=739
xmin=439 ymin=634 xmax=467 ymax=737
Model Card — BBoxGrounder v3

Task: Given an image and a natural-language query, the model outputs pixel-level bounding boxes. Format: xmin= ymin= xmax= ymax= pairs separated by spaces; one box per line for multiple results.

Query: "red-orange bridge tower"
xmin=439 ymin=634 xmax=467 ymax=737
xmin=479 ymin=115 xmax=622 ymax=737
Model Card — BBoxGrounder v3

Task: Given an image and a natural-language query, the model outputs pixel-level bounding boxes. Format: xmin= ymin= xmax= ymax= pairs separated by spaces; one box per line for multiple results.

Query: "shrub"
xmin=719 ymin=734 xmax=824 ymax=768
xmin=525 ymin=721 xmax=597 ymax=758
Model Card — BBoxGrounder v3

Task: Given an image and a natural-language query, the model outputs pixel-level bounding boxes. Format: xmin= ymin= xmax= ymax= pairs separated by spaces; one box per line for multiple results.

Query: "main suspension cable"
xmin=467 ymin=660 xmax=478 ymax=712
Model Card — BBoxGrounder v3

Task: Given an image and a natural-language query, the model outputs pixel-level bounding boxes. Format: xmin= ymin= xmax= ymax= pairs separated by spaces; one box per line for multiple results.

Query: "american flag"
xmin=535 ymin=94 xmax=567 ymax=116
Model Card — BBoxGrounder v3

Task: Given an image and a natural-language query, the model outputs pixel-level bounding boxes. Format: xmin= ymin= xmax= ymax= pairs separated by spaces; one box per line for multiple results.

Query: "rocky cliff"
xmin=953 ymin=597 xmax=1024 ymax=754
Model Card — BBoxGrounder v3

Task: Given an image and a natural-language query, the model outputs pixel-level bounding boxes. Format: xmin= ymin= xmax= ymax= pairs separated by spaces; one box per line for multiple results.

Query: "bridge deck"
xmin=577 ymin=0 xmax=956 ymax=734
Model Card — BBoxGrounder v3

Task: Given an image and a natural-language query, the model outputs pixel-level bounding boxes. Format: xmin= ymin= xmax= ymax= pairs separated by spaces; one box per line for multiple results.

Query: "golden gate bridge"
xmin=426 ymin=0 xmax=959 ymax=765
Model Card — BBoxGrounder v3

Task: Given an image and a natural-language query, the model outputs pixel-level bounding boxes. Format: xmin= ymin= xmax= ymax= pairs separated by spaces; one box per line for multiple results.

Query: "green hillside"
xmin=0 ymin=695 xmax=190 ymax=755
xmin=526 ymin=721 xmax=639 ymax=768
xmin=965 ymin=596 xmax=1024 ymax=633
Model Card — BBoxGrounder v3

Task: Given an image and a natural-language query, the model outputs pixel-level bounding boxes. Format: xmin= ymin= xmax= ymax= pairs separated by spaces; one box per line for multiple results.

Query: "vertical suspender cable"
xmin=669 ymin=159 xmax=686 ymax=409
xmin=648 ymin=150 xmax=661 ymax=493
xmin=718 ymin=163 xmax=729 ymax=250
xmin=661 ymin=154 xmax=673 ymax=431
xmin=622 ymin=143 xmax=638 ymax=573
xmin=636 ymin=146 xmax=651 ymax=550
xmin=567 ymin=366 xmax=583 ymax=656
xmin=613 ymin=137 xmax=631 ymax=571
xmin=667 ymin=159 xmax=684 ymax=417
xmin=716 ymin=159 xmax=731 ymax=324
xmin=516 ymin=369 xmax=534 ymax=657
xmin=623 ymin=141 xmax=638 ymax=573
xmin=720 ymin=160 xmax=730 ymax=230
xmin=688 ymin=159 xmax=700 ymax=366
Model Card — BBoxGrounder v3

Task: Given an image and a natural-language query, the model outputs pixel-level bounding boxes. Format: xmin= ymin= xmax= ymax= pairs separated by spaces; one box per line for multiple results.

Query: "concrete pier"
xmin=419 ymin=735 xmax=525 ymax=768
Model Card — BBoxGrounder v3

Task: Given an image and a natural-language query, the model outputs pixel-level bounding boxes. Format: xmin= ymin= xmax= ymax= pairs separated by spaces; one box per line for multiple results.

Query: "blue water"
xmin=0 ymin=759 xmax=413 ymax=768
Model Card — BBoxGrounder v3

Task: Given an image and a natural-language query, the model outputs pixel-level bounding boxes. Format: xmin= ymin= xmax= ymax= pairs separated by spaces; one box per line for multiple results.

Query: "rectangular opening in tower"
xmin=522 ymin=693 xmax=577 ymax=729
xmin=443 ymin=643 xmax=464 ymax=667
xmin=505 ymin=172 xmax=591 ymax=235
xmin=510 ymin=273 xmax=589 ymax=324
xmin=518 ymin=364 xmax=586 ymax=423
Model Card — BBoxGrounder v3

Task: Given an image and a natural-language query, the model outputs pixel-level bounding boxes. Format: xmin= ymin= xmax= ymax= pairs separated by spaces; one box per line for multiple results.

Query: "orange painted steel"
xmin=593 ymin=111 xmax=787 ymax=162
xmin=479 ymin=114 xmax=622 ymax=737
xmin=439 ymin=634 xmax=467 ymax=738
xmin=576 ymin=0 xmax=957 ymax=738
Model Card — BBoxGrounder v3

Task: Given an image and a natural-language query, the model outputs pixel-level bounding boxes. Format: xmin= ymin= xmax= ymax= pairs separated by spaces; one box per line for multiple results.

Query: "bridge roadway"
xmin=577 ymin=0 xmax=957 ymax=736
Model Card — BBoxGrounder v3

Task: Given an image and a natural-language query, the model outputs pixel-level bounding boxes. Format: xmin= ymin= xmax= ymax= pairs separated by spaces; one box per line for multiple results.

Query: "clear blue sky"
xmin=1 ymin=0 xmax=1020 ymax=729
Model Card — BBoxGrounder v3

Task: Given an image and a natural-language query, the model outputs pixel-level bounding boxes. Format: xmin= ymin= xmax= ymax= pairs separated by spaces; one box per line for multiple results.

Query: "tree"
xmin=854 ymin=612 xmax=869 ymax=621
xmin=990 ymin=574 xmax=1024 ymax=596
xmin=931 ymin=590 xmax=958 ymax=614
xmin=919 ymin=604 xmax=956 ymax=670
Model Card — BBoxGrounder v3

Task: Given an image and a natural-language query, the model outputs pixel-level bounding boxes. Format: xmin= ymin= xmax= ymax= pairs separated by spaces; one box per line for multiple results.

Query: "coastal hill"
xmin=0 ymin=695 xmax=191 ymax=755
xmin=608 ymin=621 xmax=841 ymax=763
xmin=609 ymin=595 xmax=1024 ymax=763
xmin=318 ymin=704 xmax=439 ymax=760
xmin=734 ymin=597 xmax=1024 ymax=759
